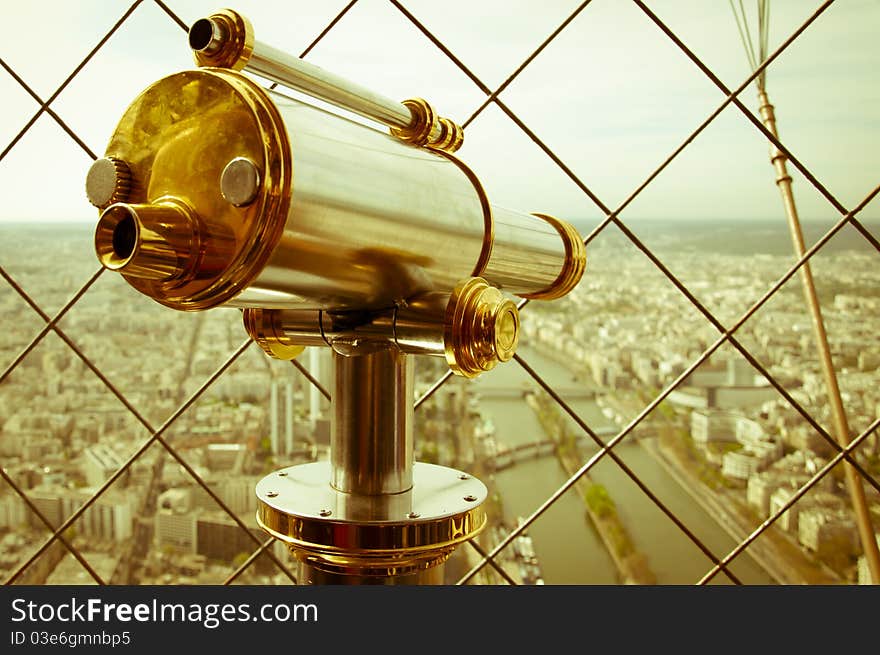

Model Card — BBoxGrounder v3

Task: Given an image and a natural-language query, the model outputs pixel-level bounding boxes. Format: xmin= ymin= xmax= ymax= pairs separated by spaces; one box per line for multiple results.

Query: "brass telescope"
xmin=87 ymin=8 xmax=586 ymax=584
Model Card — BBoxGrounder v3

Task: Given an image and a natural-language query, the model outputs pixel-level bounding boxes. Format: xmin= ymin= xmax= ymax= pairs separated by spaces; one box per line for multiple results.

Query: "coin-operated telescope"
xmin=87 ymin=9 xmax=586 ymax=584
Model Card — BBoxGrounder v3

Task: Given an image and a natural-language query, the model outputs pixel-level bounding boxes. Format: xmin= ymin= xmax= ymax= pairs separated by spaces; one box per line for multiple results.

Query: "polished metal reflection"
xmin=91 ymin=68 xmax=582 ymax=312
xmin=331 ymin=349 xmax=413 ymax=495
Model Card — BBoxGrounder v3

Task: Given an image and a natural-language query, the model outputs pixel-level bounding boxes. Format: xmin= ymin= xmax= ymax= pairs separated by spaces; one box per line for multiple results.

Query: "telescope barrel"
xmin=189 ymin=13 xmax=414 ymax=133
xmin=90 ymin=68 xmax=585 ymax=313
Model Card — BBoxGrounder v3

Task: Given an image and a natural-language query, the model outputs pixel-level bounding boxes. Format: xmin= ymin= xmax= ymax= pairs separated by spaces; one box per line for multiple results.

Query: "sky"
xmin=0 ymin=0 xmax=878 ymax=225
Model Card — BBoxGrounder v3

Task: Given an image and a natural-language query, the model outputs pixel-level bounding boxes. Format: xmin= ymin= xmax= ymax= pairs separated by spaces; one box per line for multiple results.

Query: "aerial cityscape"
xmin=1 ymin=219 xmax=877 ymax=585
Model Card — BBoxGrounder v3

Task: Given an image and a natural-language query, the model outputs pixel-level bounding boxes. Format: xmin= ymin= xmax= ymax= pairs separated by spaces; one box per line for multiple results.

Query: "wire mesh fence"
xmin=0 ymin=0 xmax=878 ymax=586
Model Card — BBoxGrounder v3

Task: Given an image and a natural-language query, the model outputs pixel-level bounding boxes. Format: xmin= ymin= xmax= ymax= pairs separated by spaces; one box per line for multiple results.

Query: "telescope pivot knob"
xmin=86 ymin=157 xmax=132 ymax=209
xmin=444 ymin=277 xmax=520 ymax=378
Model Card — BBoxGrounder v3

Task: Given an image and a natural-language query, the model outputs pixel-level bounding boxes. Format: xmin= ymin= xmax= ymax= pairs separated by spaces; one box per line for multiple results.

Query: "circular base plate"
xmin=256 ymin=461 xmax=487 ymax=556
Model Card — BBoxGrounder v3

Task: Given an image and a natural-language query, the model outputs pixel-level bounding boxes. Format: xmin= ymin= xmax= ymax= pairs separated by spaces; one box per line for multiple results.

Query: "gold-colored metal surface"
xmin=444 ymin=277 xmax=520 ymax=378
xmin=95 ymin=200 xmax=196 ymax=281
xmin=243 ymin=307 xmax=311 ymax=359
xmin=190 ymin=9 xmax=254 ymax=70
xmin=518 ymin=213 xmax=587 ymax=300
xmin=757 ymin=90 xmax=880 ymax=583
xmin=95 ymin=68 xmax=291 ymax=311
xmin=430 ymin=148 xmax=494 ymax=278
xmin=390 ymin=97 xmax=464 ymax=153
xmin=256 ymin=460 xmax=487 ymax=578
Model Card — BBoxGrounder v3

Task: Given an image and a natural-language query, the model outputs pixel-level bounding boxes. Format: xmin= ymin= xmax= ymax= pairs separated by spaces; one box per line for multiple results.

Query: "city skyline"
xmin=0 ymin=1 xmax=878 ymax=588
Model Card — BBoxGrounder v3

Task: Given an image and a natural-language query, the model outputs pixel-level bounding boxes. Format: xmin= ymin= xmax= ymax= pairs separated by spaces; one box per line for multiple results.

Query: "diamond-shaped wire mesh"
xmin=0 ymin=0 xmax=878 ymax=586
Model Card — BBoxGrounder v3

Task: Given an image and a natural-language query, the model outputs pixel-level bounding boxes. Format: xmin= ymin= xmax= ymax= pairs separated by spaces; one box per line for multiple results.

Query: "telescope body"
xmin=87 ymin=15 xmax=587 ymax=583
xmin=93 ymin=68 xmax=583 ymax=314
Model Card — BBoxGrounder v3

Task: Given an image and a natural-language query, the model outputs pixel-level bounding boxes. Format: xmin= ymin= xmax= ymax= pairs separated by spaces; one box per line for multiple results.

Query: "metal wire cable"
xmin=0 ymin=0 xmax=371 ymax=586
xmin=700 ymin=415 xmax=880 ymax=584
xmin=457 ymin=183 xmax=879 ymax=584
xmin=0 ymin=0 xmax=144 ymax=164
xmin=0 ymin=0 xmax=875 ymax=587
xmin=0 ymin=267 xmax=103 ymax=385
xmin=462 ymin=0 xmax=595 ymax=129
xmin=0 ymin=468 xmax=106 ymax=585
xmin=632 ymin=0 xmax=847 ymax=216
xmin=390 ymin=0 xmax=876 ymax=583
xmin=514 ymin=353 xmax=743 ymax=584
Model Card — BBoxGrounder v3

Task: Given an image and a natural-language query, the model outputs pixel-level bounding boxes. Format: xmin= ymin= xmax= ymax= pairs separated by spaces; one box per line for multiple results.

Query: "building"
xmin=721 ymin=451 xmax=760 ymax=481
xmin=769 ymin=486 xmax=800 ymax=532
xmin=798 ymin=507 xmax=859 ymax=563
xmin=60 ymin=490 xmax=134 ymax=542
xmin=0 ymin=494 xmax=27 ymax=529
xmin=196 ymin=513 xmax=269 ymax=571
xmin=82 ymin=444 xmax=125 ymax=487
xmin=155 ymin=510 xmax=198 ymax=554
xmin=691 ymin=410 xmax=739 ymax=443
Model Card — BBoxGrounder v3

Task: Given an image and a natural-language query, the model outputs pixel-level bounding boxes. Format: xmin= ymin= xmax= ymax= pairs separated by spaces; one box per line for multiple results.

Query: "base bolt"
xmin=463 ymin=495 xmax=477 ymax=502
xmin=266 ymin=491 xmax=278 ymax=498
xmin=319 ymin=509 xmax=332 ymax=517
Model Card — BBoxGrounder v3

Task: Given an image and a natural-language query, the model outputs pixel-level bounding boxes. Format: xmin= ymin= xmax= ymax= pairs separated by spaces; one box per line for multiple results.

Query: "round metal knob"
xmin=85 ymin=157 xmax=132 ymax=209
xmin=220 ymin=157 xmax=261 ymax=206
xmin=444 ymin=277 xmax=520 ymax=378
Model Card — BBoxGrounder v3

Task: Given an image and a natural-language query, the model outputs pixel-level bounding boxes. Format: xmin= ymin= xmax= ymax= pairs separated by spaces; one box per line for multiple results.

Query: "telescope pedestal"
xmin=255 ymin=349 xmax=487 ymax=584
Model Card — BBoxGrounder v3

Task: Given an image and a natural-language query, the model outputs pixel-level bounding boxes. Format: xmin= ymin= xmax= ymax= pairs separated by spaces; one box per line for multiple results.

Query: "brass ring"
xmin=518 ymin=213 xmax=587 ymax=300
xmin=192 ymin=9 xmax=254 ymax=70
xmin=429 ymin=149 xmax=494 ymax=278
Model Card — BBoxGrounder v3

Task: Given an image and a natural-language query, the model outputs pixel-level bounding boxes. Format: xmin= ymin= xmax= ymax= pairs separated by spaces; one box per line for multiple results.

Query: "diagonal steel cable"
xmin=389 ymin=0 xmax=611 ymax=214
xmin=393 ymin=0 xmax=874 ymax=582
xmin=291 ymin=359 xmax=331 ymax=401
xmin=461 ymin=0 xmax=594 ymax=129
xmin=1 ymin=268 xmax=297 ymax=582
xmin=457 ymin=184 xmax=879 ymax=584
xmin=409 ymin=0 xmax=832 ymax=419
xmin=0 ymin=468 xmax=106 ymax=585
xmin=152 ymin=0 xmax=188 ymax=32
xmin=223 ymin=538 xmax=283 ymax=585
xmin=608 ymin=216 xmax=880 ymax=491
xmin=1 ymin=0 xmax=376 ymax=586
xmin=514 ymin=353 xmax=744 ymax=584
xmin=0 ymin=59 xmax=96 ymax=159
xmin=580 ymin=0 xmax=834 ymax=250
xmin=0 ymin=0 xmax=144 ymax=163
xmin=632 ymin=0 xmax=847 ymax=216
xmin=466 ymin=538 xmax=517 ymax=585
xmin=699 ymin=415 xmax=880 ymax=584
xmin=0 ymin=267 xmax=103 ymax=385
xmin=268 ymin=0 xmax=359 ymax=92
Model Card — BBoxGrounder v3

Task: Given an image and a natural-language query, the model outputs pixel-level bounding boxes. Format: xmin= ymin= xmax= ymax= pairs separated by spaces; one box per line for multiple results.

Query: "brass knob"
xmin=242 ymin=308 xmax=306 ymax=361
xmin=86 ymin=157 xmax=132 ymax=209
xmin=444 ymin=277 xmax=520 ymax=378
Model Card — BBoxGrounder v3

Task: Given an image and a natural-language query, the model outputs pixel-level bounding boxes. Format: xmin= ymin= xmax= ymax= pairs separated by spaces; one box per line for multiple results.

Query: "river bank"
xmin=640 ymin=435 xmax=840 ymax=584
xmin=526 ymin=391 xmax=656 ymax=584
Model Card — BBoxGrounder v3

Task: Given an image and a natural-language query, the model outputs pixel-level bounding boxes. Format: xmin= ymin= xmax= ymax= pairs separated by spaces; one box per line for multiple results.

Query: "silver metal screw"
xmin=407 ymin=512 xmax=421 ymax=519
xmin=266 ymin=491 xmax=278 ymax=498
xmin=459 ymin=474 xmax=470 ymax=480
xmin=278 ymin=471 xmax=288 ymax=477
xmin=220 ymin=157 xmax=261 ymax=206
xmin=463 ymin=495 xmax=477 ymax=502
xmin=319 ymin=509 xmax=332 ymax=517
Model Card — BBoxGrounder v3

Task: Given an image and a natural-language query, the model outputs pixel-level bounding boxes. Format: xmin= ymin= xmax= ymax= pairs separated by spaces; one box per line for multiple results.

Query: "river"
xmin=472 ymin=346 xmax=775 ymax=585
